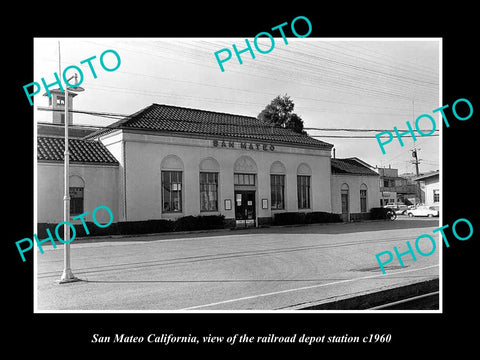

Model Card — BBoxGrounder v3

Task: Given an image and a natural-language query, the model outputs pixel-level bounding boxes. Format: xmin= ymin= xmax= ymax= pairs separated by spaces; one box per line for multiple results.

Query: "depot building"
xmin=37 ymin=99 xmax=380 ymax=228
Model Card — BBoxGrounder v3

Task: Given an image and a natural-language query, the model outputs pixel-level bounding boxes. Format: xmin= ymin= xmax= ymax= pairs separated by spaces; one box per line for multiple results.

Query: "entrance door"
xmin=235 ymin=191 xmax=256 ymax=227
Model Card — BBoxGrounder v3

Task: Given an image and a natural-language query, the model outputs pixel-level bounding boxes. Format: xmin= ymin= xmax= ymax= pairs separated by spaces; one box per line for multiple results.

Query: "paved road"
xmin=36 ymin=218 xmax=440 ymax=311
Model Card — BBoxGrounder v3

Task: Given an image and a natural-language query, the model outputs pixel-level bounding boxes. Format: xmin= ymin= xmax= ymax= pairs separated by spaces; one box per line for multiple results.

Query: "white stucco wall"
xmin=100 ymin=130 xmax=333 ymax=222
xmin=36 ymin=162 xmax=119 ymax=224
xmin=422 ymin=176 xmax=440 ymax=205
xmin=331 ymin=173 xmax=380 ymax=215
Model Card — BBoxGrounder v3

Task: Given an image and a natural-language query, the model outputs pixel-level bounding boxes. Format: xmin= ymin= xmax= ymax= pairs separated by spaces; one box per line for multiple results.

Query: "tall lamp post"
xmin=59 ymin=63 xmax=85 ymax=283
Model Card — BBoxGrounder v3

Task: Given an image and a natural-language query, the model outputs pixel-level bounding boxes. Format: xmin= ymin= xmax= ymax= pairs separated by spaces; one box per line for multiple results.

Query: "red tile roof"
xmin=87 ymin=104 xmax=333 ymax=149
xmin=37 ymin=122 xmax=101 ymax=138
xmin=37 ymin=136 xmax=118 ymax=165
xmin=331 ymin=158 xmax=379 ymax=176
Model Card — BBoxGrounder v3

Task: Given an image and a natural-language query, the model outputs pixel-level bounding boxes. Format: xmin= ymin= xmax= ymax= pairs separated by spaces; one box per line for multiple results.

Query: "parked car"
xmin=406 ymin=205 xmax=439 ymax=217
xmin=384 ymin=204 xmax=408 ymax=214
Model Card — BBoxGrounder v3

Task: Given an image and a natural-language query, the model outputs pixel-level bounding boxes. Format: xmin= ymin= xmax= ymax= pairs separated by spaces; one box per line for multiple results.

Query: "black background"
xmin=6 ymin=3 xmax=478 ymax=356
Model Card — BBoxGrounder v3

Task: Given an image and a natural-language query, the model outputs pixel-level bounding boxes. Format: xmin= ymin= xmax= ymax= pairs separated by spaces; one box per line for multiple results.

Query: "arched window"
xmin=234 ymin=155 xmax=257 ymax=186
xmin=234 ymin=155 xmax=257 ymax=173
xmin=69 ymin=175 xmax=85 ymax=216
xmin=161 ymin=155 xmax=184 ymax=213
xmin=297 ymin=163 xmax=312 ymax=209
xmin=360 ymin=184 xmax=368 ymax=213
xmin=199 ymin=157 xmax=220 ymax=212
xmin=270 ymin=161 xmax=286 ymax=210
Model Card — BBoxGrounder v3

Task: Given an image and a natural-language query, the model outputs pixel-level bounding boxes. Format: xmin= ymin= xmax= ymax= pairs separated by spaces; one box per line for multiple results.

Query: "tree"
xmin=257 ymin=94 xmax=306 ymax=134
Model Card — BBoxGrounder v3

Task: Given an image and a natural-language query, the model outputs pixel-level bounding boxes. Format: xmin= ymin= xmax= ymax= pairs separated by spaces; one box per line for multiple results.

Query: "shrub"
xmin=305 ymin=211 xmax=342 ymax=224
xmin=273 ymin=211 xmax=341 ymax=226
xmin=173 ymin=216 xmax=199 ymax=231
xmin=174 ymin=215 xmax=225 ymax=232
xmin=117 ymin=219 xmax=174 ymax=235
xmin=74 ymin=221 xmax=119 ymax=237
xmin=36 ymin=222 xmax=120 ymax=239
xmin=272 ymin=212 xmax=305 ymax=225
xmin=36 ymin=215 xmax=225 ymax=239
xmin=36 ymin=223 xmax=53 ymax=239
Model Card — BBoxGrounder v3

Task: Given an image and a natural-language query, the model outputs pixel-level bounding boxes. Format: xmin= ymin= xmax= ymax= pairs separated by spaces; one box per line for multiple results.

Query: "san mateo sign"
xmin=212 ymin=139 xmax=275 ymax=151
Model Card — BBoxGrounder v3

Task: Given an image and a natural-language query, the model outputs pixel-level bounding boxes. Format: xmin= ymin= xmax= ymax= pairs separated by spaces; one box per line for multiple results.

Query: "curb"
xmin=72 ymin=218 xmax=403 ymax=242
xmin=287 ymin=278 xmax=439 ymax=310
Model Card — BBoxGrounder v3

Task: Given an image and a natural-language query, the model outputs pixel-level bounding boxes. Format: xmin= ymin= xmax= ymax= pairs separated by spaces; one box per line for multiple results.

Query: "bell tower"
xmin=44 ymin=88 xmax=77 ymax=125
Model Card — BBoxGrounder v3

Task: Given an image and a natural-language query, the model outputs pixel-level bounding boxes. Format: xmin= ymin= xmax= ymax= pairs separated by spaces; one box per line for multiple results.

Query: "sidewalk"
xmin=65 ymin=216 xmax=439 ymax=244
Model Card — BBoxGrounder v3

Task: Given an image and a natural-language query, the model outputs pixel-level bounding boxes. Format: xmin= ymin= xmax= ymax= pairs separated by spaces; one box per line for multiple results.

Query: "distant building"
xmin=413 ymin=170 xmax=440 ymax=205
xmin=376 ymin=166 xmax=418 ymax=206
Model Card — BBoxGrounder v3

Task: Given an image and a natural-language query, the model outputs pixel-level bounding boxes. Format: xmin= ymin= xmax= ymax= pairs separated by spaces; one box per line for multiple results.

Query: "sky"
xmin=33 ymin=37 xmax=440 ymax=175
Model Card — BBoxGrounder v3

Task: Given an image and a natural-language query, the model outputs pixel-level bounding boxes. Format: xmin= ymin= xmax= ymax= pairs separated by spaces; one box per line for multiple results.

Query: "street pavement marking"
xmin=38 ymin=233 xmax=258 ymax=251
xmin=37 ymin=235 xmax=415 ymax=279
xmin=181 ymin=264 xmax=439 ymax=310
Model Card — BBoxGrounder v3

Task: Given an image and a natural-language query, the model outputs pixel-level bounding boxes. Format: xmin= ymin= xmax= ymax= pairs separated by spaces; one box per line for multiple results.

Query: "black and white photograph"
xmin=6 ymin=6 xmax=478 ymax=355
xmin=32 ymin=37 xmax=441 ymax=312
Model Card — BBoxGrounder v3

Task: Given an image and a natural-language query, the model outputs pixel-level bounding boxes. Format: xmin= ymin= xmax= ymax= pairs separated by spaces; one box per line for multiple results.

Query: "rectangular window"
xmin=433 ymin=189 xmax=440 ymax=202
xmin=200 ymin=172 xmax=218 ymax=211
xmin=297 ymin=175 xmax=311 ymax=209
xmin=69 ymin=187 xmax=84 ymax=215
xmin=234 ymin=173 xmax=255 ymax=186
xmin=271 ymin=175 xmax=285 ymax=210
xmin=360 ymin=189 xmax=367 ymax=212
xmin=162 ymin=171 xmax=182 ymax=212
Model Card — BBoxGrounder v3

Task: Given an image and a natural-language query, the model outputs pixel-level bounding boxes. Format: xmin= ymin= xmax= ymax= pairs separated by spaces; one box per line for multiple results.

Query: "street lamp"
xmin=59 ymin=73 xmax=84 ymax=284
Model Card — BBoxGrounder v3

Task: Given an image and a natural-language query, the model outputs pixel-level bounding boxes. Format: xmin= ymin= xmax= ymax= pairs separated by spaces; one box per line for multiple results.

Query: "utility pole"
xmin=412 ymin=148 xmax=420 ymax=177
xmin=411 ymin=147 xmax=422 ymax=204
xmin=410 ymin=97 xmax=423 ymax=205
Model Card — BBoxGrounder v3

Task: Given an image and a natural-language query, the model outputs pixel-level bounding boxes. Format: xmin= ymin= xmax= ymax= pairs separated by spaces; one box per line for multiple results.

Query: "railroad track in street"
xmin=368 ymin=291 xmax=439 ymax=310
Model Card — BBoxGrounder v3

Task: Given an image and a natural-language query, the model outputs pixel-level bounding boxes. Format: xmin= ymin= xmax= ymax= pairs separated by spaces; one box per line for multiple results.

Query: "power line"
xmin=143 ymin=38 xmax=436 ymax=103
xmin=303 ymin=41 xmax=439 ymax=82
xmin=37 ymin=108 xmax=440 ymax=140
xmin=305 ymin=127 xmax=438 ymax=132
xmin=38 ymin=108 xmax=439 ymax=133
xmin=37 ymin=56 xmax=417 ymax=115
xmin=311 ymin=135 xmax=438 ymax=139
xmin=39 ymin=39 xmax=439 ymax=114
xmin=201 ymin=39 xmax=438 ymax=102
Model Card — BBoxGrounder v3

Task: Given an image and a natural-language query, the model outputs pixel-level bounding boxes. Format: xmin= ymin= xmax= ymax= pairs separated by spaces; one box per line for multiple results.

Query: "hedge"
xmin=117 ymin=219 xmax=174 ymax=235
xmin=273 ymin=211 xmax=341 ymax=226
xmin=173 ymin=215 xmax=225 ymax=232
xmin=36 ymin=215 xmax=226 ymax=238
xmin=36 ymin=222 xmax=116 ymax=239
xmin=305 ymin=211 xmax=342 ymax=224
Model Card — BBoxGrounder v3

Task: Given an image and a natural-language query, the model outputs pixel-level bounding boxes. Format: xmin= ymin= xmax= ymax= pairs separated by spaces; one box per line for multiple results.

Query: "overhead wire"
xmin=44 ymin=39 xmax=439 ymax=112
xmin=197 ymin=39 xmax=438 ymax=102
xmin=135 ymin=38 xmax=435 ymax=104
xmin=37 ymin=107 xmax=440 ymax=138
xmin=69 ymin=41 xmax=440 ymax=103
xmin=35 ymin=39 xmax=440 ymax=145
xmin=301 ymin=41 xmax=439 ymax=83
